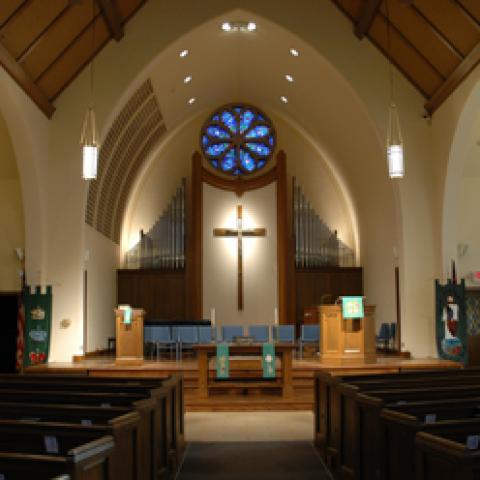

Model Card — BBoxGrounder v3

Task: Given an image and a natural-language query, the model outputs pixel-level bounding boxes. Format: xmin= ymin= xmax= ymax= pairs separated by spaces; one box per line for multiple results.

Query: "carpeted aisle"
xmin=176 ymin=441 xmax=332 ymax=480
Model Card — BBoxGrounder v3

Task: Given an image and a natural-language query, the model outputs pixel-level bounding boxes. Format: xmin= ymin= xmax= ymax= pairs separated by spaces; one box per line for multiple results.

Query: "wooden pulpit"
xmin=114 ymin=307 xmax=145 ymax=365
xmin=318 ymin=304 xmax=376 ymax=361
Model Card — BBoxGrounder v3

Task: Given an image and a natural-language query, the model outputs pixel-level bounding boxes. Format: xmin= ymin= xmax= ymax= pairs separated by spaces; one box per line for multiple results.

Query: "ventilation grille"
xmin=85 ymin=79 xmax=165 ymax=243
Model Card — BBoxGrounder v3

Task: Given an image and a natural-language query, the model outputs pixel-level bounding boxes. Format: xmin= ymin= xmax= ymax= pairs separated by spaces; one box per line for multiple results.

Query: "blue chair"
xmin=222 ymin=325 xmax=244 ymax=342
xmin=151 ymin=326 xmax=176 ymax=360
xmin=376 ymin=323 xmax=391 ymax=350
xmin=299 ymin=325 xmax=320 ymax=358
xmin=273 ymin=325 xmax=295 ymax=343
xmin=389 ymin=323 xmax=397 ymax=350
xmin=248 ymin=325 xmax=269 ymax=343
xmin=198 ymin=326 xmax=215 ymax=344
xmin=177 ymin=326 xmax=199 ymax=360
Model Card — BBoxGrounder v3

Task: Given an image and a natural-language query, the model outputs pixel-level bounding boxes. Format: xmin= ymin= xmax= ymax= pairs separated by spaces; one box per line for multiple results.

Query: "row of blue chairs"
xmin=376 ymin=322 xmax=397 ymax=350
xmin=144 ymin=324 xmax=321 ymax=360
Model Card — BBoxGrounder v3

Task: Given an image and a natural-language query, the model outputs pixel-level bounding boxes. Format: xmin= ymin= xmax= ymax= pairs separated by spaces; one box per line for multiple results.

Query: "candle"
xmin=211 ymin=307 xmax=216 ymax=327
xmin=274 ymin=307 xmax=278 ymax=325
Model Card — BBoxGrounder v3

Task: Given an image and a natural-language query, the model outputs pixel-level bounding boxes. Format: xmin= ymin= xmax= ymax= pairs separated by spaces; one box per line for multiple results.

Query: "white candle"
xmin=274 ymin=307 xmax=278 ymax=325
xmin=210 ymin=307 xmax=216 ymax=327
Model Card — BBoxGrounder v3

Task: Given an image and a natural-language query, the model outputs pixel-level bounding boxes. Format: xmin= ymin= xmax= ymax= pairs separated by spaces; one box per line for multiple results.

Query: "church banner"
xmin=23 ymin=286 xmax=52 ymax=367
xmin=216 ymin=343 xmax=229 ymax=379
xmin=435 ymin=279 xmax=467 ymax=364
xmin=262 ymin=343 xmax=276 ymax=378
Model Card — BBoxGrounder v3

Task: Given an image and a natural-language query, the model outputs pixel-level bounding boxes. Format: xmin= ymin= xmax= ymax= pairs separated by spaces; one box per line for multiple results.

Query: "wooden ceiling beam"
xmin=425 ymin=41 xmax=480 ymax=114
xmin=95 ymin=0 xmax=123 ymax=41
xmin=0 ymin=41 xmax=54 ymax=117
xmin=355 ymin=0 xmax=382 ymax=39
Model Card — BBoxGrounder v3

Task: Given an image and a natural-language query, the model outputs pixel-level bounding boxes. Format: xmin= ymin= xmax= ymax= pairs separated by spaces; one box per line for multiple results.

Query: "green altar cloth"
xmin=262 ymin=342 xmax=276 ymax=378
xmin=216 ymin=343 xmax=230 ymax=378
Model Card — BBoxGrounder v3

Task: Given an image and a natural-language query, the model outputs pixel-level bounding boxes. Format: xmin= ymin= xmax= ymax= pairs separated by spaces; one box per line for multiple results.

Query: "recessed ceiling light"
xmin=179 ymin=49 xmax=189 ymax=58
xmin=290 ymin=48 xmax=299 ymax=57
xmin=222 ymin=21 xmax=257 ymax=32
xmin=188 ymin=97 xmax=196 ymax=105
xmin=285 ymin=74 xmax=294 ymax=82
xmin=184 ymin=75 xmax=192 ymax=84
xmin=280 ymin=96 xmax=288 ymax=104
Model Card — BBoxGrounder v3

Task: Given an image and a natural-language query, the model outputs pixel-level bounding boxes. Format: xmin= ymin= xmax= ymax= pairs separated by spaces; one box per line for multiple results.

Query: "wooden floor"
xmin=28 ymin=355 xmax=461 ymax=411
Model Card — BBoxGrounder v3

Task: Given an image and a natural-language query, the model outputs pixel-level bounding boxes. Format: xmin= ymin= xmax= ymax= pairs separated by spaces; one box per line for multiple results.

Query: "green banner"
xmin=23 ymin=286 xmax=52 ymax=367
xmin=216 ymin=343 xmax=229 ymax=379
xmin=262 ymin=343 xmax=276 ymax=378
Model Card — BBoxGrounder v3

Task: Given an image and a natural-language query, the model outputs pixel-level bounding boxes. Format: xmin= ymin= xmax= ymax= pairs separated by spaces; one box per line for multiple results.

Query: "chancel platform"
xmin=27 ymin=355 xmax=461 ymax=411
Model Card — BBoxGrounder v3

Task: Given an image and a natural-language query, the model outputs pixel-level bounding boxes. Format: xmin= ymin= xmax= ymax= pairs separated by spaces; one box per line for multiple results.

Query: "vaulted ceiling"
xmin=1 ymin=0 xmax=480 ymax=118
xmin=333 ymin=0 xmax=480 ymax=114
xmin=0 ymin=0 xmax=146 ymax=117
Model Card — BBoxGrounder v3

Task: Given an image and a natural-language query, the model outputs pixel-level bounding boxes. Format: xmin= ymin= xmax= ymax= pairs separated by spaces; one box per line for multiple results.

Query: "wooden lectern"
xmin=114 ymin=307 xmax=145 ymax=365
xmin=318 ymin=304 xmax=376 ymax=361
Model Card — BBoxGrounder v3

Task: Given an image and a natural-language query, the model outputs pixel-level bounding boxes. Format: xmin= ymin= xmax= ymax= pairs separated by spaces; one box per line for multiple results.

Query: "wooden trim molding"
xmin=188 ymin=150 xmax=293 ymax=324
xmin=355 ymin=0 xmax=381 ymax=39
xmin=0 ymin=42 xmax=55 ymax=117
xmin=95 ymin=0 xmax=124 ymax=41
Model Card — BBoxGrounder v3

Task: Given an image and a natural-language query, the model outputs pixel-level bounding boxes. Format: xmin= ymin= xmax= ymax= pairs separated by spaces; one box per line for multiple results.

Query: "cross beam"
xmin=214 ymin=205 xmax=266 ymax=310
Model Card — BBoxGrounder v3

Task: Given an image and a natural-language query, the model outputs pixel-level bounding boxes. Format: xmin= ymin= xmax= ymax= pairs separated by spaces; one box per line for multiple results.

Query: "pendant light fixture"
xmin=80 ymin=0 xmax=99 ymax=180
xmin=385 ymin=0 xmax=404 ymax=178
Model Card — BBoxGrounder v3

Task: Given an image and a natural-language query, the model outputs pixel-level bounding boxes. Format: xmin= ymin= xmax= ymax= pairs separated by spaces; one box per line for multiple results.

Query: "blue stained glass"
xmin=211 ymin=159 xmax=219 ymax=168
xmin=246 ymin=142 xmax=271 ymax=156
xmin=257 ymin=115 xmax=265 ymax=122
xmin=268 ymin=136 xmax=275 ymax=146
xmin=245 ymin=126 xmax=269 ymax=139
xmin=240 ymin=149 xmax=255 ymax=171
xmin=212 ymin=115 xmax=220 ymax=121
xmin=234 ymin=107 xmax=242 ymax=114
xmin=257 ymin=160 xmax=266 ymax=169
xmin=206 ymin=143 xmax=230 ymax=156
xmin=207 ymin=126 xmax=230 ymax=139
xmin=222 ymin=149 xmax=235 ymax=171
xmin=233 ymin=169 xmax=240 ymax=175
xmin=240 ymin=110 xmax=255 ymax=133
xmin=202 ymin=135 xmax=209 ymax=146
xmin=221 ymin=111 xmax=237 ymax=133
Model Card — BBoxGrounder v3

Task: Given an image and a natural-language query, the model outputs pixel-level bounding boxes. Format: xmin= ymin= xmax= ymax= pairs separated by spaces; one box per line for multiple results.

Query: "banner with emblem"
xmin=216 ymin=343 xmax=229 ymax=379
xmin=435 ymin=279 xmax=467 ymax=364
xmin=23 ymin=285 xmax=52 ymax=367
xmin=262 ymin=343 xmax=276 ymax=378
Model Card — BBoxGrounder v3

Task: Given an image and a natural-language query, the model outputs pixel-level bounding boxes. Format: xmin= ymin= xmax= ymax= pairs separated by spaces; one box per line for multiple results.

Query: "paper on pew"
xmin=44 ymin=435 xmax=59 ymax=454
xmin=81 ymin=419 xmax=93 ymax=425
xmin=467 ymin=435 xmax=480 ymax=450
xmin=424 ymin=414 xmax=436 ymax=424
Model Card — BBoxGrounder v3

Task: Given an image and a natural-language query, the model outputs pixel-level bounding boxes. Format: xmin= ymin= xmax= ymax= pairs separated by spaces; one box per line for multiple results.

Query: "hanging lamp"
xmin=80 ymin=0 xmax=99 ymax=180
xmin=385 ymin=0 xmax=404 ymax=178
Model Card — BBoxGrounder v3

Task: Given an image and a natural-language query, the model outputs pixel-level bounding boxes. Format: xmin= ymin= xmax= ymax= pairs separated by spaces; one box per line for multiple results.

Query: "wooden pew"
xmin=0 ymin=424 xmax=113 ymax=480
xmin=314 ymin=370 xmax=480 ymax=473
xmin=416 ymin=424 xmax=480 ymax=480
xmin=353 ymin=384 xmax=480 ymax=480
xmin=0 ymin=404 xmax=140 ymax=480
xmin=0 ymin=374 xmax=186 ymax=471
xmin=380 ymin=403 xmax=480 ymax=480
xmin=0 ymin=388 xmax=159 ymax=480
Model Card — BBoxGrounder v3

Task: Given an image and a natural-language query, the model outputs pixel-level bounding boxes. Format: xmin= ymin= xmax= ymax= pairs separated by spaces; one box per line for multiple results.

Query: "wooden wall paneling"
xmin=0 ymin=1 xmax=26 ymax=29
xmin=117 ymin=270 xmax=186 ymax=321
xmin=458 ymin=0 xmax=480 ymax=23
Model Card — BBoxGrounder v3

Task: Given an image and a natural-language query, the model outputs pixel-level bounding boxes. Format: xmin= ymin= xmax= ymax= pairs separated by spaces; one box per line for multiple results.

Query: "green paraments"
xmin=23 ymin=286 xmax=52 ymax=367
xmin=262 ymin=343 xmax=276 ymax=378
xmin=216 ymin=343 xmax=229 ymax=378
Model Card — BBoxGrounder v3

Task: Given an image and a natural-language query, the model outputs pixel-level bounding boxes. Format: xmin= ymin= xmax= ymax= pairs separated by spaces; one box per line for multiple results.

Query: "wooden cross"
xmin=214 ymin=205 xmax=266 ymax=310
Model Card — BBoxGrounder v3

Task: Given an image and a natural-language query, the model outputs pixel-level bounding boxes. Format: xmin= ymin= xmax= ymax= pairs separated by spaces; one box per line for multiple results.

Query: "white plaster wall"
xmin=85 ymin=225 xmax=119 ymax=352
xmin=0 ymin=113 xmax=24 ymax=291
xmin=203 ymin=183 xmax=277 ymax=327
